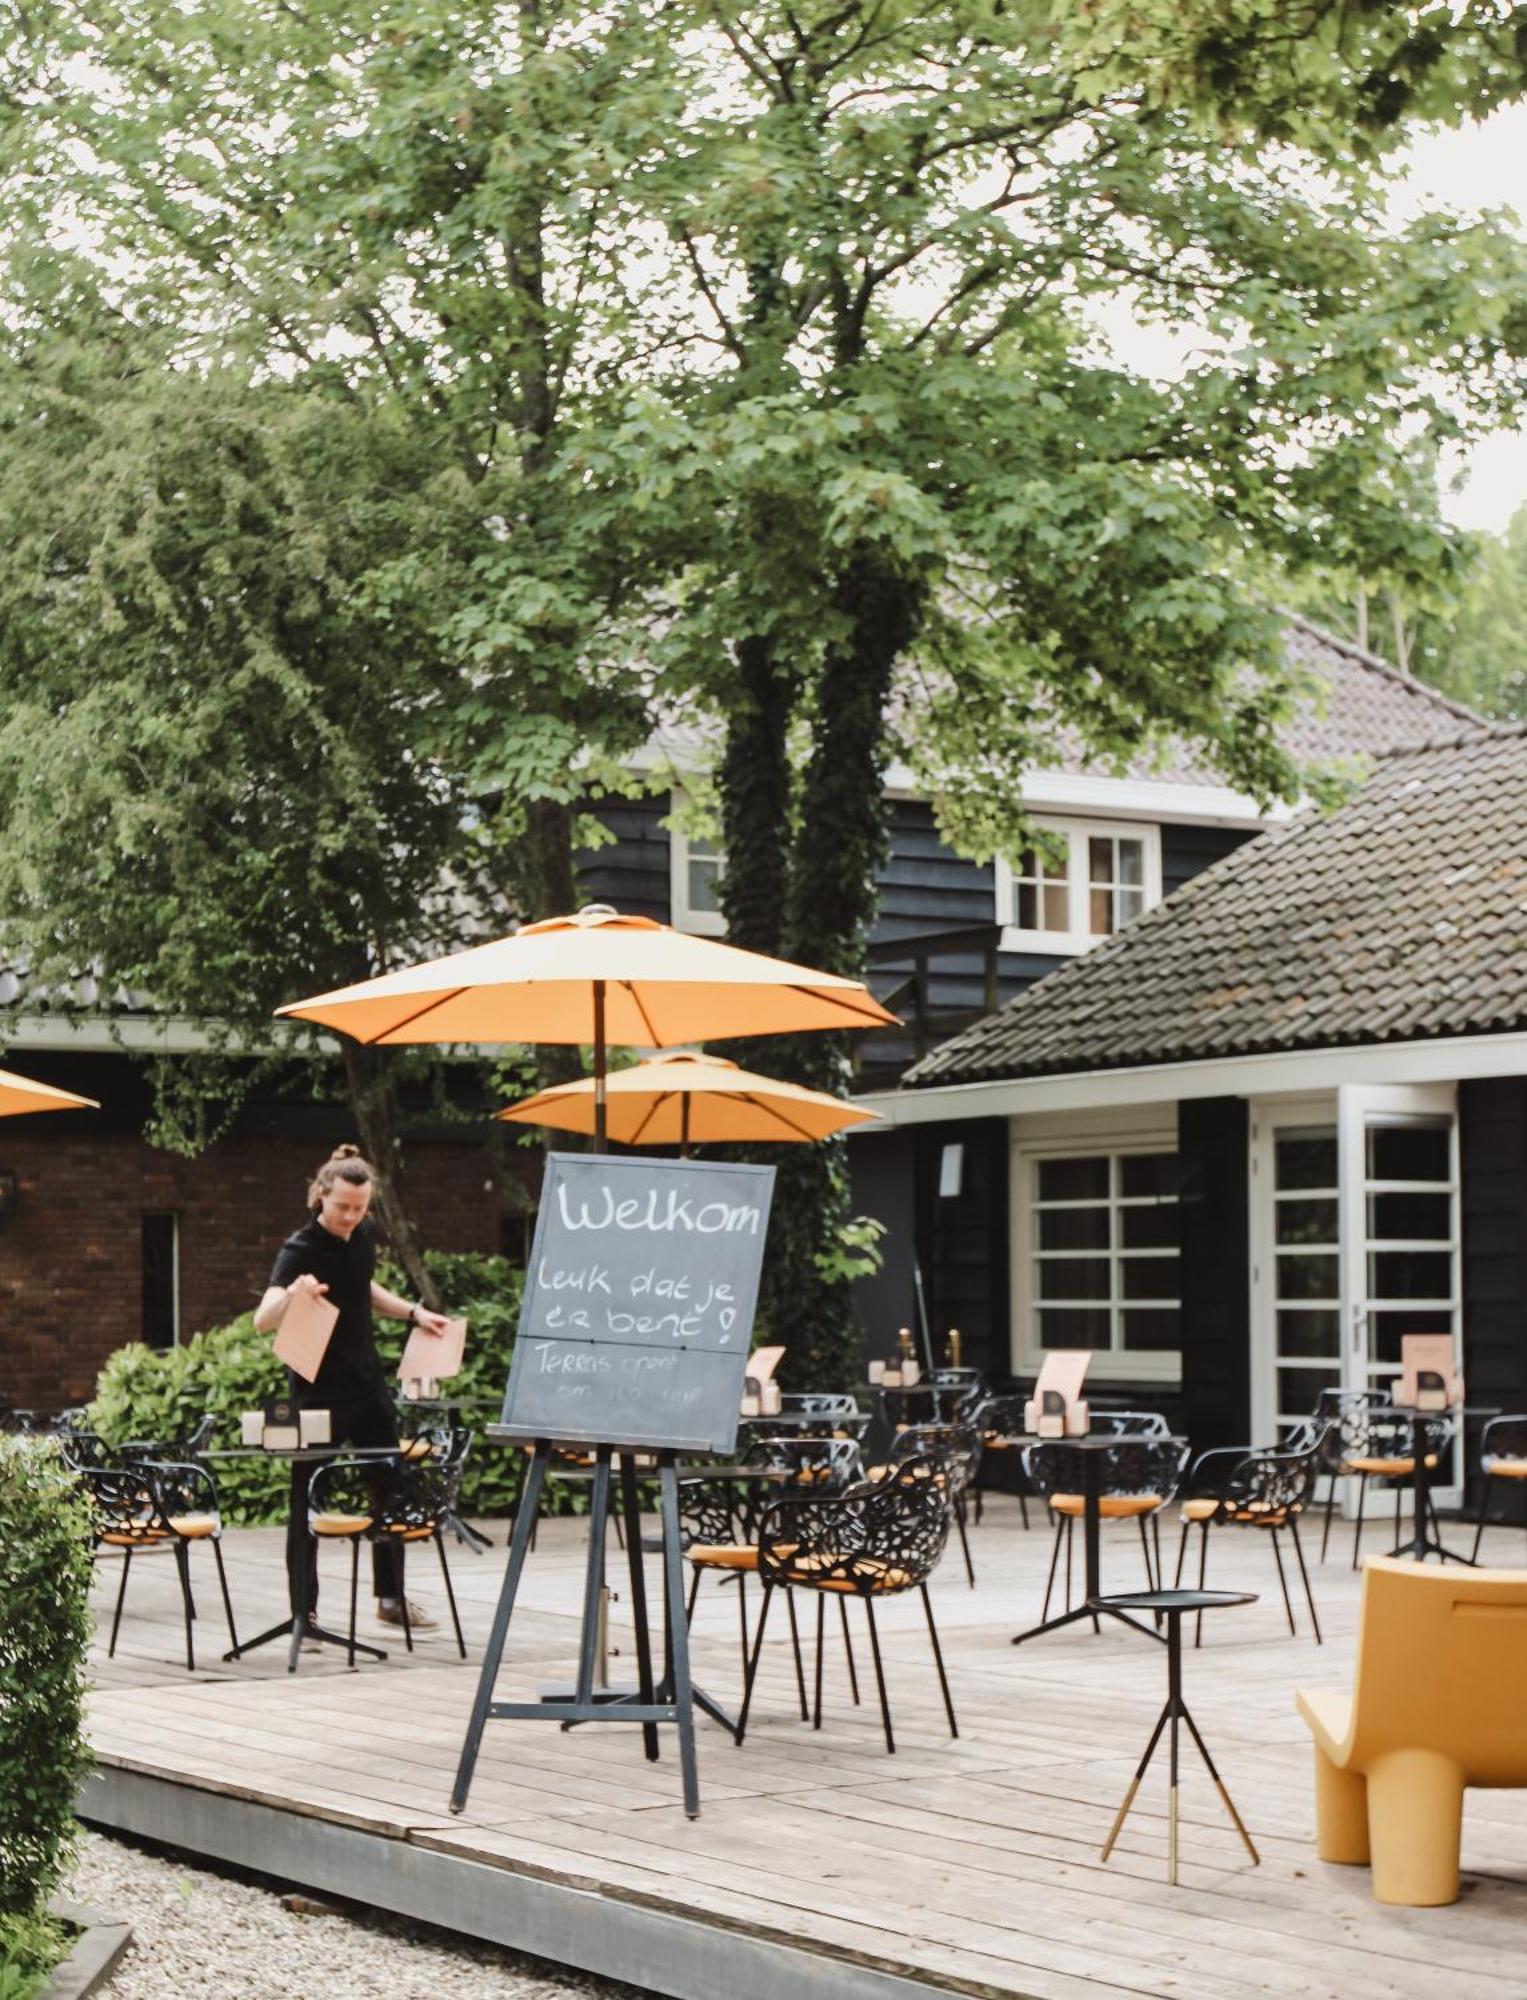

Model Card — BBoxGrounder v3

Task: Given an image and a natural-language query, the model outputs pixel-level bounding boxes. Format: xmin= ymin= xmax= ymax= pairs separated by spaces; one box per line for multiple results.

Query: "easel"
xmin=450 ymin=1435 xmax=701 ymax=1819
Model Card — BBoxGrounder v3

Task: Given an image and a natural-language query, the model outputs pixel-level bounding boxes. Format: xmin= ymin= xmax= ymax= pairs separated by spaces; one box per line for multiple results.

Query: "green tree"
xmin=1440 ymin=504 xmax=1527 ymax=717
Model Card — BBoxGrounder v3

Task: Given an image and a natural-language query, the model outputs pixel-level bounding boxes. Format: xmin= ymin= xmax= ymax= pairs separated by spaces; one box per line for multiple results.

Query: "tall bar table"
xmin=1012 ymin=1435 xmax=1180 ymax=1647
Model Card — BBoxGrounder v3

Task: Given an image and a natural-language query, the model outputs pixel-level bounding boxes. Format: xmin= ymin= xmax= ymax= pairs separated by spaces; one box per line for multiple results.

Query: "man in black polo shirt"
xmin=254 ymin=1145 xmax=453 ymax=1637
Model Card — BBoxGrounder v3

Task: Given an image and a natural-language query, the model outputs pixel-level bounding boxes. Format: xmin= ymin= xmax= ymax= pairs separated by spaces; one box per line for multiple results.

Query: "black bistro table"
xmin=1385 ymin=1405 xmax=1499 ymax=1565
xmin=1098 ymin=1587 xmax=1260 ymax=1885
xmin=1012 ymin=1434 xmax=1185 ymax=1648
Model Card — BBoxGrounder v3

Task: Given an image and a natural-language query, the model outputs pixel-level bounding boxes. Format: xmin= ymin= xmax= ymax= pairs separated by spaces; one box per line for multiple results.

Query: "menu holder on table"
xmin=1025 ymin=1350 xmax=1091 ymax=1437
xmin=274 ymin=1288 xmax=338 ymax=1385
xmin=740 ymin=1343 xmax=785 ymax=1418
xmin=1396 ymin=1332 xmax=1458 ymax=1413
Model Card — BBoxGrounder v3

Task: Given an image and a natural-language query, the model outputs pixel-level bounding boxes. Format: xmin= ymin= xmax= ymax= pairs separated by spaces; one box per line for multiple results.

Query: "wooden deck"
xmin=80 ymin=1499 xmax=1527 ymax=2000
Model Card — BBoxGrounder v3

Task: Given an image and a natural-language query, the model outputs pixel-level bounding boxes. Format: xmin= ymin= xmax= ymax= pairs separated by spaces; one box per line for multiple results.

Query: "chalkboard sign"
xmin=497 ymin=1153 xmax=777 ymax=1453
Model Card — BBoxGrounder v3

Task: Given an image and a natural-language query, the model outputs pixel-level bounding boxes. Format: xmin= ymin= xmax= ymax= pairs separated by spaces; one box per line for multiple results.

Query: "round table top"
xmin=1100 ymin=1588 xmax=1257 ymax=1613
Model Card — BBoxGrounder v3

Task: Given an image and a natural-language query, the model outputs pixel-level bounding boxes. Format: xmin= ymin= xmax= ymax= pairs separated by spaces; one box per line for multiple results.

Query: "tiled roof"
xmin=906 ymin=723 xmax=1527 ymax=1087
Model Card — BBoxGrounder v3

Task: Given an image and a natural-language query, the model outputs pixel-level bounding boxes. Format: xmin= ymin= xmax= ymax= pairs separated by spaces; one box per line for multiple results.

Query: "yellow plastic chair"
xmin=1295 ymin=1555 xmax=1527 ymax=1905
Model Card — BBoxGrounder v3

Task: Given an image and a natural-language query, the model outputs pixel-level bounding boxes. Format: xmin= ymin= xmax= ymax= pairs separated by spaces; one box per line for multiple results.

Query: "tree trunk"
xmin=339 ymin=1042 xmax=442 ymax=1307
xmin=753 ymin=554 xmax=921 ymax=1386
xmin=717 ymin=632 xmax=794 ymax=958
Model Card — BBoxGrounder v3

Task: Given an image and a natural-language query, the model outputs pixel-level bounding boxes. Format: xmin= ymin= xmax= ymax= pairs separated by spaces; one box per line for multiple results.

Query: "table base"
xmin=222 ymin=1614 xmax=387 ymax=1674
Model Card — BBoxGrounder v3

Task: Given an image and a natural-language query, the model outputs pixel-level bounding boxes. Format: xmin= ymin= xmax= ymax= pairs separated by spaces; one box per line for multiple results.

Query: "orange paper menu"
xmin=398 ymin=1315 xmax=467 ymax=1385
xmin=273 ymin=1289 xmax=339 ymax=1385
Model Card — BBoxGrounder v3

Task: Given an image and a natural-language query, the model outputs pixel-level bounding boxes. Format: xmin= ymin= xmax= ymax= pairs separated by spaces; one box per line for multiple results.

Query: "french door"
xmin=1252 ymin=1085 xmax=1460 ymax=1496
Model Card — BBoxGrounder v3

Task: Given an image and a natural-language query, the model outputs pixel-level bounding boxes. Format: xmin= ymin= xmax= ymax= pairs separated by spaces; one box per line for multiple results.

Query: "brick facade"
xmin=0 ymin=1126 xmax=523 ymax=1413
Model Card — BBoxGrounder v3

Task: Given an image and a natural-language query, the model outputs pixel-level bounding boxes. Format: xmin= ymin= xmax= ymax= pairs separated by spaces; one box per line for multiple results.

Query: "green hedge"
xmin=0 ymin=1436 xmax=93 ymax=1997
xmin=87 ymin=1250 xmax=584 ymax=1521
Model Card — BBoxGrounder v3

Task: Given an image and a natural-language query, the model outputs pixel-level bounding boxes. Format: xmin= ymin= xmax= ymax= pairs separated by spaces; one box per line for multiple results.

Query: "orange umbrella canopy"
xmin=0 ymin=1068 xmax=97 ymax=1118
xmin=497 ymin=1051 xmax=880 ymax=1147
xmin=276 ymin=906 xmax=898 ymax=1047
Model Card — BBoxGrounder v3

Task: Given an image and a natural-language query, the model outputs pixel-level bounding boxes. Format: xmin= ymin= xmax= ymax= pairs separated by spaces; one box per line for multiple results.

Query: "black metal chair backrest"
xmin=1313 ymin=1388 xmax=1390 ymax=1466
xmin=755 ymin=1453 xmax=953 ymax=1594
xmin=878 ymin=1379 xmax=983 ymax=1429
xmin=1023 ymin=1435 xmax=1187 ymax=1503
xmin=1210 ymin=1431 xmax=1327 ymax=1519
xmin=1344 ymin=1405 xmax=1452 ymax=1464
xmin=58 ymin=1428 xmax=119 ymax=1473
xmin=740 ymin=1434 xmax=865 ymax=1490
xmin=770 ymin=1392 xmax=871 ymax=1438
xmin=973 ymin=1391 xmax=1027 ymax=1443
xmin=120 ymin=1412 xmax=217 ymax=1466
xmin=1480 ymin=1414 xmax=1527 ymax=1467
xmin=136 ymin=1457 xmax=223 ymax=1527
xmin=1087 ymin=1410 xmax=1170 ymax=1437
xmin=79 ymin=1462 xmax=165 ymax=1543
xmin=886 ymin=1422 xmax=982 ymax=1500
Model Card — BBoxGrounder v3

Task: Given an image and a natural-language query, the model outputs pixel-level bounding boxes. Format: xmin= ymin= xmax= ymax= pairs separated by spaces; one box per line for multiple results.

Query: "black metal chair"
xmin=877 ymin=1377 xmax=984 ymax=1430
xmin=1324 ymin=1406 xmax=1451 ymax=1570
xmin=736 ymin=1455 xmax=957 ymax=1754
xmin=1314 ymin=1388 xmax=1391 ymax=1560
xmin=1470 ymin=1415 xmax=1527 ymax=1563
xmin=874 ymin=1422 xmax=983 ymax=1587
xmin=1025 ymin=1436 xmax=1187 ymax=1622
xmin=972 ymin=1391 xmax=1030 ymax=1530
xmin=82 ymin=1459 xmax=239 ymax=1670
xmin=308 ymin=1451 xmax=466 ymax=1664
xmin=771 ymin=1392 xmax=872 ymax=1437
xmin=119 ymin=1412 xmax=217 ymax=1466
xmin=1087 ymin=1410 xmax=1171 ymax=1437
xmin=1174 ymin=1430 xmax=1326 ymax=1643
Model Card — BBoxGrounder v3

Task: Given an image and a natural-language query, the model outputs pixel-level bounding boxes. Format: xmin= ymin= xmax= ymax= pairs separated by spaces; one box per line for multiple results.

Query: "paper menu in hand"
xmin=273 ymin=1289 xmax=339 ymax=1385
xmin=398 ymin=1315 xmax=468 ymax=1384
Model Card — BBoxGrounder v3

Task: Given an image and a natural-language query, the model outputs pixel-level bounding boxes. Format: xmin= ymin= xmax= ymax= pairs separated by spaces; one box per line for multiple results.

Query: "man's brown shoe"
xmin=376 ymin=1597 xmax=438 ymax=1631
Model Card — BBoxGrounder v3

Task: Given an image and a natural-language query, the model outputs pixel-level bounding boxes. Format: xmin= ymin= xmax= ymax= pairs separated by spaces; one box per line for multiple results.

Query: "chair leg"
xmin=735 ymin=1584 xmax=773 ymax=1745
xmin=1320 ymin=1469 xmax=1339 ymax=1563
xmin=211 ymin=1537 xmax=240 ymax=1656
xmin=736 ymin=1573 xmax=750 ymax=1691
xmin=1064 ymin=1514 xmax=1074 ymax=1612
xmin=1365 ymin=1749 xmax=1465 ymax=1906
xmin=684 ymin=1563 xmax=702 ymax=1630
xmin=784 ymin=1588 xmax=809 ymax=1721
xmin=863 ymin=1595 xmax=894 ymax=1754
xmin=812 ymin=1595 xmax=825 ymax=1730
xmin=108 ymin=1547 xmax=132 ymax=1660
xmin=435 ymin=1530 xmax=466 ymax=1658
xmin=1017 ymin=1484 xmax=1030 ymax=1531
xmin=1393 ymin=1477 xmax=1404 ymax=1549
xmin=1351 ymin=1473 xmax=1368 ymax=1572
xmin=174 ymin=1541 xmax=195 ymax=1672
xmin=955 ymin=1500 xmax=976 ymax=1589
xmin=921 ymin=1583 xmax=958 ymax=1740
xmin=1269 ymin=1527 xmax=1296 ymax=1637
xmin=1042 ymin=1514 xmax=1064 ymax=1621
xmin=1195 ymin=1519 xmax=1209 ymax=1647
xmin=1136 ymin=1514 xmax=1154 ymax=1591
xmin=1289 ymin=1517 xmax=1321 ymax=1644
xmin=398 ymin=1567 xmax=414 ymax=1654
xmin=838 ymin=1595 xmax=861 ymax=1706
xmin=1312 ymin=1746 xmax=1370 ymax=1864
xmin=1174 ymin=1517 xmax=1189 ymax=1588
xmin=347 ymin=1536 xmax=360 ymax=1669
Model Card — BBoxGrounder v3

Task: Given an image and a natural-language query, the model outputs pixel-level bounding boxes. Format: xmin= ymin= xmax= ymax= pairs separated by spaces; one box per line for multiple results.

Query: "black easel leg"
xmin=574 ymin=1450 xmax=612 ymax=1703
xmin=618 ymin=1454 xmax=659 ymax=1764
xmin=347 ymin=1537 xmax=360 ymax=1668
xmin=838 ymin=1596 xmax=860 ymax=1706
xmin=863 ymin=1595 xmax=894 ymax=1754
xmin=450 ymin=1447 xmax=547 ymax=1814
xmin=1289 ymin=1517 xmax=1321 ymax=1645
xmin=658 ymin=1459 xmax=700 ymax=1819
xmin=921 ymin=1583 xmax=957 ymax=1739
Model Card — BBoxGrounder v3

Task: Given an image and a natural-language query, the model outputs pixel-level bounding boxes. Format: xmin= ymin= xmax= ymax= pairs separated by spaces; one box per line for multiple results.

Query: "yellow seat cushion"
xmin=98 ymin=1527 xmax=168 ymax=1547
xmin=400 ymin=1437 xmax=434 ymax=1460
xmin=167 ymin=1513 xmax=219 ymax=1539
xmin=689 ymin=1544 xmax=759 ymax=1571
xmin=783 ymin=1552 xmax=912 ymax=1592
xmin=1485 ymin=1457 xmax=1527 ymax=1480
xmin=378 ymin=1522 xmax=437 ymax=1540
xmin=1180 ymin=1498 xmax=1219 ymax=1522
xmin=1347 ymin=1456 xmax=1437 ymax=1478
xmin=312 ymin=1511 xmax=372 ymax=1536
xmin=1051 ymin=1493 xmax=1162 ymax=1519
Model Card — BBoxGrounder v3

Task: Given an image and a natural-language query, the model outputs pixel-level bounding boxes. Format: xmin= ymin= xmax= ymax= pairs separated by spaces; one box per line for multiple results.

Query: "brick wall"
xmin=0 ymin=1129 xmax=523 ymax=1412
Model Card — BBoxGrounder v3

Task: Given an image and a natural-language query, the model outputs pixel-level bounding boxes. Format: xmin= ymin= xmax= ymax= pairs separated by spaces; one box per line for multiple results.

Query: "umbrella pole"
xmin=593 ymin=980 xmax=608 ymax=1151
xmin=680 ymin=1096 xmax=690 ymax=1160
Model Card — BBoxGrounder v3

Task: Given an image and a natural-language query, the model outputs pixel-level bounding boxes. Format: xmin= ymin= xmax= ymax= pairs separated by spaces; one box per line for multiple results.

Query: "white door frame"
xmin=1249 ymin=1094 xmax=1337 ymax=1445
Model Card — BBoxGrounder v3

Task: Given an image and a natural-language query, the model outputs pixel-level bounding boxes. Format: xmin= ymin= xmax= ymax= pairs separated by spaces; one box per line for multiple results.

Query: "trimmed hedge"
xmin=0 ymin=1436 xmax=93 ymax=1997
xmin=88 ymin=1250 xmax=579 ymax=1520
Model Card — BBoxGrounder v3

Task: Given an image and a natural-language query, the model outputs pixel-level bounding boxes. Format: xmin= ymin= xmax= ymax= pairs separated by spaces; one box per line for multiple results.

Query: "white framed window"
xmin=669 ymin=818 xmax=727 ymax=935
xmin=1012 ymin=1134 xmax=1181 ymax=1382
xmin=993 ymin=818 xmax=1162 ymax=954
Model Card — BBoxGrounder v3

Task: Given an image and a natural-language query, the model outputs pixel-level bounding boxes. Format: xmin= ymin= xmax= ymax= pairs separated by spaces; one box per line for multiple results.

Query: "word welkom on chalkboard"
xmin=499 ymin=1153 xmax=777 ymax=1454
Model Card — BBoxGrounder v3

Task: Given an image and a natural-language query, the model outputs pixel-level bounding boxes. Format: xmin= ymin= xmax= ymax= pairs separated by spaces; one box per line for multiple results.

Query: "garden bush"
xmin=0 ymin=1436 xmax=93 ymax=1997
xmin=88 ymin=1249 xmax=553 ymax=1521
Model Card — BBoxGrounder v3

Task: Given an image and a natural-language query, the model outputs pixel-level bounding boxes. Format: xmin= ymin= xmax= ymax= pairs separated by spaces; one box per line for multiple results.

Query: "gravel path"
xmin=69 ymin=1830 xmax=653 ymax=1999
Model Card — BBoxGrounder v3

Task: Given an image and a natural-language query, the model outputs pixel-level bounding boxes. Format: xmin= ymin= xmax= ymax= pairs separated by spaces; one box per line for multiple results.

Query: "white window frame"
xmin=993 ymin=817 xmax=1162 ymax=955
xmin=669 ymin=813 xmax=727 ymax=936
xmin=1011 ymin=1122 xmax=1182 ymax=1383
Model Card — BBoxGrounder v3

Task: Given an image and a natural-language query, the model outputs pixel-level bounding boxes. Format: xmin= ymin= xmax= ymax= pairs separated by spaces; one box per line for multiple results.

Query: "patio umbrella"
xmin=0 ymin=1068 xmax=98 ymax=1117
xmin=276 ymin=905 xmax=897 ymax=1146
xmin=496 ymin=1049 xmax=880 ymax=1152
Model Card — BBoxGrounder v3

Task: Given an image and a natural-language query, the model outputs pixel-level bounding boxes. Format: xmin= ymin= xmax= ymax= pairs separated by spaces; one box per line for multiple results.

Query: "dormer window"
xmin=995 ymin=819 xmax=1161 ymax=954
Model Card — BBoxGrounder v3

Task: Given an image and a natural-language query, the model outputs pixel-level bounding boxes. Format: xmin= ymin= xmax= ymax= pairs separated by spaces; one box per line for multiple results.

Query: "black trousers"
xmin=286 ymin=1382 xmax=403 ymax=1619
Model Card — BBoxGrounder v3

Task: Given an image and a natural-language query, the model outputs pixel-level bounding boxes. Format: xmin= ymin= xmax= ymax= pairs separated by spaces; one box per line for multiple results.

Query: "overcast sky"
xmin=1400 ymin=103 xmax=1527 ymax=534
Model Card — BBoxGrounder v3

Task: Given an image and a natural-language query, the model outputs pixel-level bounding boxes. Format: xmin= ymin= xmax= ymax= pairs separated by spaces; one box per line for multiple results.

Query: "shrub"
xmin=0 ymin=1435 xmax=93 ymax=1992
xmin=89 ymin=1249 xmax=554 ymax=1521
xmin=0 ymin=1909 xmax=68 ymax=2000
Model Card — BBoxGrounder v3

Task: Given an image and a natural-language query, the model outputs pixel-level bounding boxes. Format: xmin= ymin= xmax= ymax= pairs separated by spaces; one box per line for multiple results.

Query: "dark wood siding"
xmin=1460 ymin=1078 xmax=1527 ymax=1513
xmin=847 ymin=1128 xmax=918 ymax=1360
xmin=1177 ymin=1096 xmax=1252 ymax=1453
xmin=575 ymin=796 xmax=671 ymax=921
xmin=1161 ymin=822 xmax=1253 ymax=897
xmin=912 ymin=1118 xmax=1010 ymax=1384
